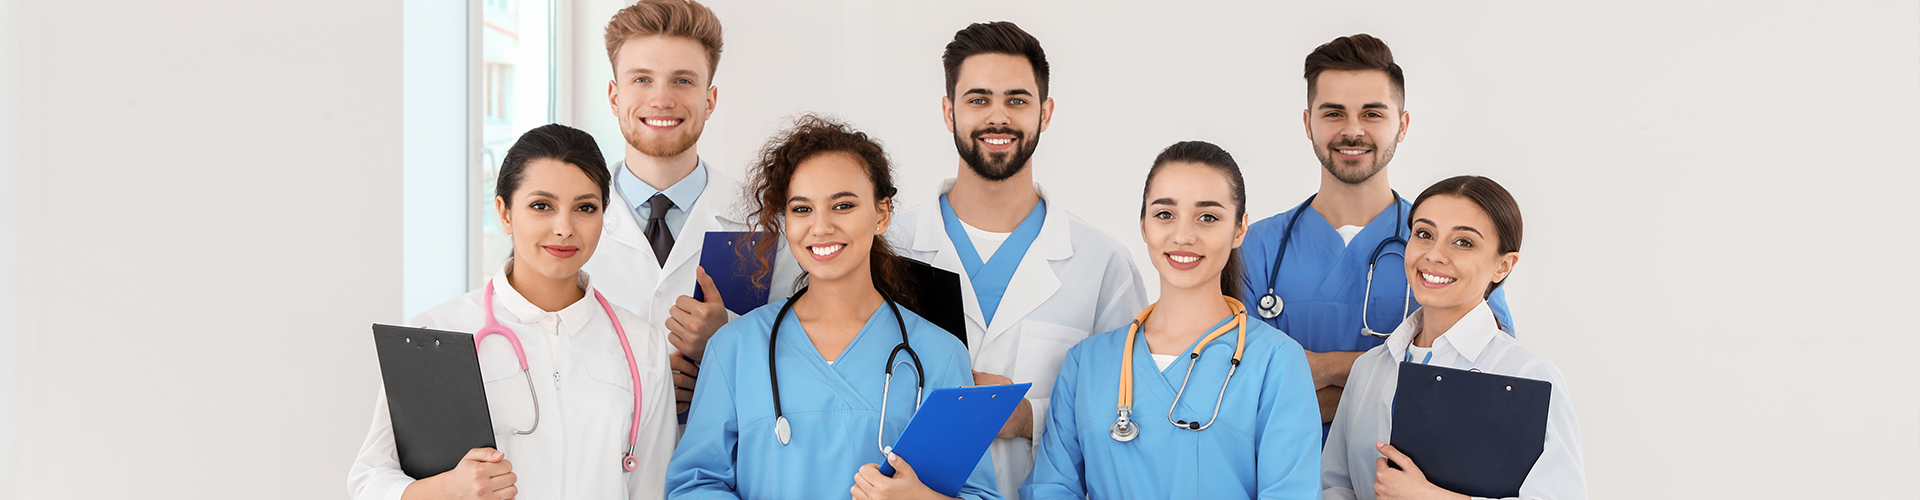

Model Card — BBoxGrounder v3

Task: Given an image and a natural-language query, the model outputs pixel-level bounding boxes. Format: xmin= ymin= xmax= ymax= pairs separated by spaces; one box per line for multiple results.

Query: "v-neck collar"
xmin=774 ymin=299 xmax=904 ymax=411
xmin=1129 ymin=314 xmax=1239 ymax=408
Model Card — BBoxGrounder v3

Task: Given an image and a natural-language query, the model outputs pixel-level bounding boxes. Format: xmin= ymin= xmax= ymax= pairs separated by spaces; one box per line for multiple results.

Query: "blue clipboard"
xmin=878 ymin=383 xmax=1032 ymax=496
xmin=1390 ymin=362 xmax=1551 ymax=499
xmin=691 ymin=231 xmax=776 ymax=315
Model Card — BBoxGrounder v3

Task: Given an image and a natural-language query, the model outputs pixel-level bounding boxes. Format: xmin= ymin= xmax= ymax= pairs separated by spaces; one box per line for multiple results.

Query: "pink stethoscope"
xmin=474 ymin=281 xmax=646 ymax=472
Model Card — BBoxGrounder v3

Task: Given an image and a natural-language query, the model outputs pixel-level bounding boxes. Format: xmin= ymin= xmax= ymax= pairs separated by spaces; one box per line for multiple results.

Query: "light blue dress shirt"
xmin=614 ymin=159 xmax=709 ymax=240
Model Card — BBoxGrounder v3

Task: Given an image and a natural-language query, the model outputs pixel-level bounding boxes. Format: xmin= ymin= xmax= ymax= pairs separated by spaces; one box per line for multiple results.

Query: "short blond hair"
xmin=603 ymin=0 xmax=724 ymax=81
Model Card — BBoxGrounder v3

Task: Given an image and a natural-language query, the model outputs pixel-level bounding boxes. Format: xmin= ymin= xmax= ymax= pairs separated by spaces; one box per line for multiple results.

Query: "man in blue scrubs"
xmin=888 ymin=22 xmax=1149 ymax=500
xmin=1238 ymin=34 xmax=1514 ymax=432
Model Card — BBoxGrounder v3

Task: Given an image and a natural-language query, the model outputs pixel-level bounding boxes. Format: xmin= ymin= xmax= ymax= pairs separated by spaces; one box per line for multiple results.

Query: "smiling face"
xmin=1304 ymin=69 xmax=1407 ymax=185
xmin=943 ymin=53 xmax=1053 ymax=181
xmin=783 ymin=152 xmax=891 ymax=285
xmin=1405 ymin=194 xmax=1518 ymax=311
xmin=1141 ymin=162 xmax=1249 ymax=294
xmin=608 ymin=35 xmax=717 ymax=160
xmin=497 ymin=158 xmax=606 ymax=283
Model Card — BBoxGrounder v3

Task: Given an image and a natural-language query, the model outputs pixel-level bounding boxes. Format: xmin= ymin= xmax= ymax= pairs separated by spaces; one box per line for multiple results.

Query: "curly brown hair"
xmin=740 ymin=114 xmax=914 ymax=307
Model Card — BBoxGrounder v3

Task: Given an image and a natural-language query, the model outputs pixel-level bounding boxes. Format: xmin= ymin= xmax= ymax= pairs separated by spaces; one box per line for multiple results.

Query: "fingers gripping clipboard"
xmin=877 ymin=383 xmax=1032 ymax=497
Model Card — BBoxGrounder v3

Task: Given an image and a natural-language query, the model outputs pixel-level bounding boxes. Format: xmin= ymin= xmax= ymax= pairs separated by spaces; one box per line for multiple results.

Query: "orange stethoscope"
xmin=1110 ymin=296 xmax=1249 ymax=442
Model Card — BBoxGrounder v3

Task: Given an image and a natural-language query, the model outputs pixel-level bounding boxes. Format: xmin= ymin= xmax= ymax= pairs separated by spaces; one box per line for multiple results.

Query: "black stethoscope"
xmin=767 ymin=286 xmax=924 ymax=449
xmin=1254 ymin=193 xmax=1413 ymax=338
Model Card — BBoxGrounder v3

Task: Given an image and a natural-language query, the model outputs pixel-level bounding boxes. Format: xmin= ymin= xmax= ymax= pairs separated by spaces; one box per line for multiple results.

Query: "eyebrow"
xmin=1317 ymin=102 xmax=1392 ymax=111
xmin=574 ymin=193 xmax=601 ymax=201
xmin=1413 ymin=218 xmax=1485 ymax=237
xmin=788 ymin=192 xmax=862 ymax=204
xmin=962 ymin=88 xmax=1034 ymax=97
xmin=1149 ymin=197 xmax=1177 ymax=206
xmin=623 ymin=68 xmax=703 ymax=79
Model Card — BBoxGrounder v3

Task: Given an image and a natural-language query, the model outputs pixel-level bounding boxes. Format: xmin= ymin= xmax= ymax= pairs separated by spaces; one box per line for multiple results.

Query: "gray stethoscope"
xmin=1110 ymin=297 xmax=1249 ymax=442
xmin=1254 ymin=193 xmax=1413 ymax=338
xmin=767 ymin=286 xmax=924 ymax=450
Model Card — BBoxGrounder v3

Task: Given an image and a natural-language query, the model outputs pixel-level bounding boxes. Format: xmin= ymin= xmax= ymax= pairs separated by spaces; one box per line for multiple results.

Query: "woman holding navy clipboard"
xmin=1023 ymin=142 xmax=1323 ymax=499
xmin=665 ymin=115 xmax=999 ymax=500
xmin=1321 ymin=176 xmax=1586 ymax=500
xmin=348 ymin=124 xmax=678 ymax=500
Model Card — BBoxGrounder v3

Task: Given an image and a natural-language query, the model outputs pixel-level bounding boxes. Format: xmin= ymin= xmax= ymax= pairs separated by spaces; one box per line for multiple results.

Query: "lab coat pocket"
xmin=582 ymin=352 xmax=635 ymax=394
xmin=1014 ymin=321 xmax=1088 ymax=398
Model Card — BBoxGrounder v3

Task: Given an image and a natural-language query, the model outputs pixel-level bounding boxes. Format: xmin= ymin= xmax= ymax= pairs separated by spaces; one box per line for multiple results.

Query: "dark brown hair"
xmin=604 ymin=0 xmax=724 ymax=81
xmin=741 ymin=114 xmax=913 ymax=306
xmin=1303 ymin=33 xmax=1404 ymax=106
xmin=1141 ymin=141 xmax=1249 ymax=299
xmin=496 ymin=123 xmax=610 ymax=205
xmin=942 ymin=21 xmax=1050 ymax=99
xmin=1409 ymin=175 xmax=1523 ymax=299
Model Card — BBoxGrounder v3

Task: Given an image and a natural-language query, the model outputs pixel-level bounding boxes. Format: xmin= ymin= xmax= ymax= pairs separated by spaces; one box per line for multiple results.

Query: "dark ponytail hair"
xmin=496 ymin=123 xmax=611 ymax=205
xmin=1140 ymin=141 xmax=1249 ymax=299
xmin=741 ymin=114 xmax=915 ymax=307
xmin=1409 ymin=175 xmax=1523 ymax=299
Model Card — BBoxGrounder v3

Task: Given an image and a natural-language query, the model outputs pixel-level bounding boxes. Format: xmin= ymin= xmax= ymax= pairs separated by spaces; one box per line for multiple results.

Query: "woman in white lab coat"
xmin=349 ymin=124 xmax=677 ymax=500
xmin=1321 ymin=176 xmax=1585 ymax=500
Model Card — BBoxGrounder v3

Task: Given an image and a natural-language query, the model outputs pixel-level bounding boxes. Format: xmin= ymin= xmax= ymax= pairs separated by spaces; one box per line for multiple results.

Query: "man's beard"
xmin=954 ymin=126 xmax=1040 ymax=182
xmin=623 ymin=116 xmax=700 ymax=158
xmin=1315 ymin=137 xmax=1395 ymax=185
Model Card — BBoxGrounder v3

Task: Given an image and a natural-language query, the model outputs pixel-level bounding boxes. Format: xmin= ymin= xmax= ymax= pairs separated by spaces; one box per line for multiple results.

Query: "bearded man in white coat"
xmin=888 ymin=22 xmax=1149 ymax=500
xmin=585 ymin=0 xmax=795 ymax=419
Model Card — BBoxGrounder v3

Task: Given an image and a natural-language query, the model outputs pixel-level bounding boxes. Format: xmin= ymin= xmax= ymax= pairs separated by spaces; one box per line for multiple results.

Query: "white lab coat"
xmin=1322 ymin=301 xmax=1587 ymax=500
xmin=582 ymin=160 xmax=802 ymax=348
xmin=888 ymin=179 xmax=1149 ymax=500
xmin=349 ymin=266 xmax=677 ymax=500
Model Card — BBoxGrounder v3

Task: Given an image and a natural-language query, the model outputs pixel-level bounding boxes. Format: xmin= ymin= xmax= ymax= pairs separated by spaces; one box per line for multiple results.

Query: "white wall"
xmin=0 ymin=0 xmax=20 ymax=496
xmin=2 ymin=0 xmax=1914 ymax=498
xmin=561 ymin=1 xmax=1912 ymax=498
xmin=10 ymin=0 xmax=399 ymax=498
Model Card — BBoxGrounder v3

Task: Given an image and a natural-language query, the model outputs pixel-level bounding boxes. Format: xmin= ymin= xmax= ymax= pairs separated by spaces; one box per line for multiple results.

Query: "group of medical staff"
xmin=348 ymin=1 xmax=1587 ymax=499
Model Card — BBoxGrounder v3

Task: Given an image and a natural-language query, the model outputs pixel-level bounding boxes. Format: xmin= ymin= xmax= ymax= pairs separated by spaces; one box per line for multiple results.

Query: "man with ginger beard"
xmin=584 ymin=0 xmax=795 ymax=424
xmin=887 ymin=21 xmax=1148 ymax=500
xmin=1236 ymin=34 xmax=1515 ymax=440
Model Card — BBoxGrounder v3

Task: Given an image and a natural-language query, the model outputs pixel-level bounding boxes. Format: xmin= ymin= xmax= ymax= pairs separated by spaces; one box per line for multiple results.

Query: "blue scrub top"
xmin=1237 ymin=198 xmax=1515 ymax=356
xmin=667 ymin=297 xmax=1002 ymax=500
xmin=1022 ymin=316 xmax=1321 ymax=499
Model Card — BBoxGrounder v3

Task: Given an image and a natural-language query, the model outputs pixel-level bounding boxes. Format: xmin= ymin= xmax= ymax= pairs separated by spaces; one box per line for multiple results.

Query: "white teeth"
xmin=810 ymin=244 xmax=843 ymax=256
xmin=1169 ymin=254 xmax=1199 ymax=264
xmin=1420 ymin=272 xmax=1455 ymax=284
xmin=1338 ymin=149 xmax=1368 ymax=155
xmin=645 ymin=118 xmax=681 ymax=127
xmin=983 ymin=138 xmax=1012 ymax=145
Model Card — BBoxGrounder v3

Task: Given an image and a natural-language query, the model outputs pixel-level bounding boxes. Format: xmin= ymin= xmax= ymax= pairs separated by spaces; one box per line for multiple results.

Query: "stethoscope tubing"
xmin=767 ymin=286 xmax=923 ymax=449
xmin=475 ymin=280 xmax=646 ymax=472
xmin=1260 ymin=193 xmax=1413 ymax=335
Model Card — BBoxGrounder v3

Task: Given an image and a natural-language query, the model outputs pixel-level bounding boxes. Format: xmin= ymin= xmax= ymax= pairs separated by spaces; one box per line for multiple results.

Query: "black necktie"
xmin=644 ymin=193 xmax=675 ymax=267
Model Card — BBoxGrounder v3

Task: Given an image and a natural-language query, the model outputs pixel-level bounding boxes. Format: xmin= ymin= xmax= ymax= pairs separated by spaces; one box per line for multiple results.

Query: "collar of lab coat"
xmin=601 ymin=158 xmax=742 ymax=270
xmin=1384 ymin=301 xmax=1498 ymax=364
xmin=910 ymin=178 xmax=1074 ymax=260
xmin=910 ymin=178 xmax=1074 ymax=342
xmin=488 ymin=260 xmax=601 ymax=337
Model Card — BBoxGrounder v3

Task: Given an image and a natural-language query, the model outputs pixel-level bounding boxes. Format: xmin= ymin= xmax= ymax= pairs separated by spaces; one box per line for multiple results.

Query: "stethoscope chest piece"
xmin=1109 ymin=408 xmax=1138 ymax=442
xmin=1256 ymin=292 xmax=1282 ymax=319
xmin=774 ymin=416 xmax=792 ymax=446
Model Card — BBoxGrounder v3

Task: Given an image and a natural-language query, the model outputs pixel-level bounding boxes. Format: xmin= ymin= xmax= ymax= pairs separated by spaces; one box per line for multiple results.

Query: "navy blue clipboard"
xmin=878 ymin=383 xmax=1032 ymax=496
xmin=691 ymin=231 xmax=776 ymax=316
xmin=371 ymin=324 xmax=498 ymax=480
xmin=1390 ymin=362 xmax=1551 ymax=499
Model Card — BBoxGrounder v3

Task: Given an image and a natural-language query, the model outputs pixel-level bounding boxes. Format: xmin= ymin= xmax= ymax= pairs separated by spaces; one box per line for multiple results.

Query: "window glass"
xmin=478 ymin=0 xmax=553 ymax=277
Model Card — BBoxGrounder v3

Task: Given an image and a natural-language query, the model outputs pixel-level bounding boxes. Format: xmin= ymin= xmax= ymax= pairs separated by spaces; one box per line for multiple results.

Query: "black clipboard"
xmin=900 ymin=257 xmax=966 ymax=347
xmin=372 ymin=323 xmax=498 ymax=480
xmin=1390 ymin=362 xmax=1550 ymax=498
